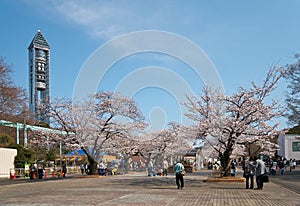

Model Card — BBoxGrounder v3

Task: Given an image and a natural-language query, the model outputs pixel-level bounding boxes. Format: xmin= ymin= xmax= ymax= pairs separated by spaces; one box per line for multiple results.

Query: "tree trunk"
xmin=124 ymin=155 xmax=130 ymax=174
xmin=81 ymin=147 xmax=98 ymax=175
xmin=219 ymin=150 xmax=231 ymax=177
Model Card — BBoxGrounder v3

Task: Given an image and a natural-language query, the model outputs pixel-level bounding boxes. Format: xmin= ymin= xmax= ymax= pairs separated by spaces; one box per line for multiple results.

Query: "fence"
xmin=8 ymin=166 xmax=82 ymax=179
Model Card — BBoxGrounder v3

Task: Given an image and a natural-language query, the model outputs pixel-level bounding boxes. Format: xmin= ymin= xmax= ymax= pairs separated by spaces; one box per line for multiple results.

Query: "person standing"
xmin=278 ymin=159 xmax=285 ymax=175
xmin=98 ymin=161 xmax=105 ymax=176
xmin=270 ymin=159 xmax=277 ymax=176
xmin=293 ymin=159 xmax=296 ymax=169
xmin=289 ymin=159 xmax=293 ymax=172
xmin=80 ymin=164 xmax=85 ymax=175
xmin=37 ymin=163 xmax=44 ymax=179
xmin=255 ymin=158 xmax=268 ymax=190
xmin=173 ymin=160 xmax=185 ymax=189
xmin=29 ymin=163 xmax=36 ymax=179
xmin=230 ymin=159 xmax=236 ymax=177
xmin=148 ymin=159 xmax=153 ymax=176
xmin=162 ymin=159 xmax=169 ymax=176
xmin=85 ymin=163 xmax=89 ymax=174
xmin=243 ymin=158 xmax=255 ymax=189
xmin=62 ymin=162 xmax=67 ymax=178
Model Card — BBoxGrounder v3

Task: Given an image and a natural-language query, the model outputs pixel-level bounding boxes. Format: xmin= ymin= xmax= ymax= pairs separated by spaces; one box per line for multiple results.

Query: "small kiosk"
xmin=183 ymin=147 xmax=203 ymax=172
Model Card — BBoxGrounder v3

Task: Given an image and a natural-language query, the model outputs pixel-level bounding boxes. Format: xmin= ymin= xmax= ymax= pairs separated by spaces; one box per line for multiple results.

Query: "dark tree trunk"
xmin=81 ymin=147 xmax=98 ymax=175
xmin=219 ymin=149 xmax=231 ymax=177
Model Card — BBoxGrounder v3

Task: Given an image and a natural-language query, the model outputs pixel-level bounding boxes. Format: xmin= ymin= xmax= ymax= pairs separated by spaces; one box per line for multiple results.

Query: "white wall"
xmin=278 ymin=134 xmax=300 ymax=160
xmin=0 ymin=148 xmax=17 ymax=178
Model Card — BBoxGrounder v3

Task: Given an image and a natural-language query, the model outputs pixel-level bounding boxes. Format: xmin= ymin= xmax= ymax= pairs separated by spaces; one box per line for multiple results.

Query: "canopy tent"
xmin=57 ymin=150 xmax=116 ymax=163
xmin=55 ymin=149 xmax=86 ymax=163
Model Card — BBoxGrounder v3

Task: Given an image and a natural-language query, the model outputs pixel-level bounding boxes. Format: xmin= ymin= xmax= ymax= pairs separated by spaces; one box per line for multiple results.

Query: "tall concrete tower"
xmin=28 ymin=30 xmax=50 ymax=125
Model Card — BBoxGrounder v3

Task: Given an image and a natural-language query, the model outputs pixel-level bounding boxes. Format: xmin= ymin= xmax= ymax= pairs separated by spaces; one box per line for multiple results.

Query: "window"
xmin=292 ymin=142 xmax=300 ymax=152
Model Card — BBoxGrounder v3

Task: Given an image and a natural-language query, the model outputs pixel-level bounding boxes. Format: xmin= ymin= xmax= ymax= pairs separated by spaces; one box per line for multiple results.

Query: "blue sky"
xmin=1 ymin=0 xmax=299 ymax=130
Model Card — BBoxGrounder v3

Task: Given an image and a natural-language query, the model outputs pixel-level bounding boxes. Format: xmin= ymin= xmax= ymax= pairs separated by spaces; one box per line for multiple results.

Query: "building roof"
xmin=28 ymin=30 xmax=50 ymax=49
xmin=184 ymin=148 xmax=202 ymax=157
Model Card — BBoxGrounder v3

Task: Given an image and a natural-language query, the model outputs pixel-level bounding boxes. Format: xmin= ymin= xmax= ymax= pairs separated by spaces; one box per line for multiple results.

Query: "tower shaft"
xmin=28 ymin=30 xmax=50 ymax=125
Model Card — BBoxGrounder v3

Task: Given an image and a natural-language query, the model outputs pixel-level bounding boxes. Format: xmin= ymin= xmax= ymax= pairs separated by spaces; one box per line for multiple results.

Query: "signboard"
xmin=292 ymin=142 xmax=300 ymax=152
xmin=24 ymin=164 xmax=30 ymax=178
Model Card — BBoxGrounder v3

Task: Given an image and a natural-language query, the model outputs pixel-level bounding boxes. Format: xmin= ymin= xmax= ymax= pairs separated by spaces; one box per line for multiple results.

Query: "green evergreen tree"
xmin=285 ymin=56 xmax=300 ymax=127
xmin=8 ymin=144 xmax=34 ymax=168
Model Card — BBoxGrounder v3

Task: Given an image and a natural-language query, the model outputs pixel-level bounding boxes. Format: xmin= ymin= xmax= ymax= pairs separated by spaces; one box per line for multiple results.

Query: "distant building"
xmin=183 ymin=147 xmax=203 ymax=171
xmin=278 ymin=134 xmax=300 ymax=160
xmin=28 ymin=30 xmax=50 ymax=124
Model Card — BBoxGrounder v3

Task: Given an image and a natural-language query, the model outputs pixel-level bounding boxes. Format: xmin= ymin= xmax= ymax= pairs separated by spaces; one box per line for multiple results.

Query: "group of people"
xmin=146 ymin=159 xmax=185 ymax=189
xmin=151 ymin=157 xmax=298 ymax=191
xmin=80 ymin=162 xmax=106 ymax=175
xmin=29 ymin=163 xmax=46 ymax=179
xmin=267 ymin=158 xmax=297 ymax=175
xmin=242 ymin=157 xmax=268 ymax=190
xmin=147 ymin=159 xmax=169 ymax=176
xmin=80 ymin=161 xmax=119 ymax=176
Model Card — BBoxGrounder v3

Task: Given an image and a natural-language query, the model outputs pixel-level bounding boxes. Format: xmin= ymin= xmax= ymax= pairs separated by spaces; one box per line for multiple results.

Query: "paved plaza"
xmin=1 ymin=170 xmax=300 ymax=206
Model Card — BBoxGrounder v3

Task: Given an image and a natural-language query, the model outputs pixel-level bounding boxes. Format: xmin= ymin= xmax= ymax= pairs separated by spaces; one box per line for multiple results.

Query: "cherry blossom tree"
xmin=50 ymin=91 xmax=146 ymax=174
xmin=107 ymin=121 xmax=192 ymax=174
xmin=138 ymin=131 xmax=174 ymax=175
xmin=184 ymin=66 xmax=286 ymax=176
xmin=135 ymin=123 xmax=192 ymax=175
xmin=108 ymin=129 xmax=173 ymax=174
xmin=110 ymin=136 xmax=140 ymax=173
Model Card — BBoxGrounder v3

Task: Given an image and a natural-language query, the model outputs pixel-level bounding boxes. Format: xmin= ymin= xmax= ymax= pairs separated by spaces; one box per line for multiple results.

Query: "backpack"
xmin=244 ymin=166 xmax=251 ymax=174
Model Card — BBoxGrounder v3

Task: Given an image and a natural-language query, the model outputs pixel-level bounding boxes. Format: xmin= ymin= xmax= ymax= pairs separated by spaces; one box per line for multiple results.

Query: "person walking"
xmin=243 ymin=158 xmax=255 ymax=189
xmin=173 ymin=160 xmax=185 ymax=189
xmin=255 ymin=157 xmax=268 ymax=190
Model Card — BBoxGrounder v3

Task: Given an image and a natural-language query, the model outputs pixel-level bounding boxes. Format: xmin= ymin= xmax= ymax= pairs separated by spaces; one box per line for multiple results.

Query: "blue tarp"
xmin=65 ymin=150 xmax=109 ymax=156
xmin=100 ymin=152 xmax=108 ymax=156
xmin=65 ymin=149 xmax=86 ymax=156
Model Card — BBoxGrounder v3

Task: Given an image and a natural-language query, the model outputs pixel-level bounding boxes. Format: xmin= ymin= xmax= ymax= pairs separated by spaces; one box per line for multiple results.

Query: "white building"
xmin=278 ymin=134 xmax=300 ymax=160
xmin=0 ymin=148 xmax=17 ymax=178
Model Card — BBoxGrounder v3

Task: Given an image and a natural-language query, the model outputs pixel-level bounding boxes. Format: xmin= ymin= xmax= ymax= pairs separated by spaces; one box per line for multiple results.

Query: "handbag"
xmin=181 ymin=170 xmax=186 ymax=176
xmin=262 ymin=174 xmax=269 ymax=183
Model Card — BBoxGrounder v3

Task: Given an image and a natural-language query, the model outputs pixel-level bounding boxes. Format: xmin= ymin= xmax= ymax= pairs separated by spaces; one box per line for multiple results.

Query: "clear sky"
xmin=0 ymin=0 xmax=299 ymax=130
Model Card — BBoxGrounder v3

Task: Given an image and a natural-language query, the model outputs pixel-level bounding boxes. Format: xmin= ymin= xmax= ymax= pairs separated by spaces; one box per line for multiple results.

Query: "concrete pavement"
xmin=268 ymin=167 xmax=300 ymax=195
xmin=0 ymin=170 xmax=300 ymax=206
